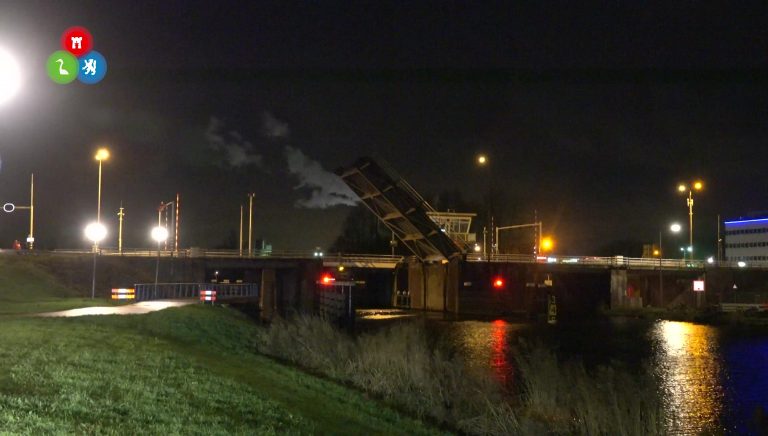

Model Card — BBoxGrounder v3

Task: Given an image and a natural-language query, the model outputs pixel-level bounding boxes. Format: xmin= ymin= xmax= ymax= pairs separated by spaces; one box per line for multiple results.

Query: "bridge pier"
xmin=610 ymin=269 xmax=633 ymax=308
xmin=406 ymin=259 xmax=461 ymax=313
xmin=260 ymin=268 xmax=276 ymax=321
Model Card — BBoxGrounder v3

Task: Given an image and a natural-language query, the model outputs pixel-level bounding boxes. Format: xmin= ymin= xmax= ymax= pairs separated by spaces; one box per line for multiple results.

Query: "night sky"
xmin=0 ymin=1 xmax=767 ymax=255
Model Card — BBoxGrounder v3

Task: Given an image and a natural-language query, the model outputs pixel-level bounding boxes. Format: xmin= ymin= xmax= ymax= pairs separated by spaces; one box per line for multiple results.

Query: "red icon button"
xmin=60 ymin=26 xmax=93 ymax=57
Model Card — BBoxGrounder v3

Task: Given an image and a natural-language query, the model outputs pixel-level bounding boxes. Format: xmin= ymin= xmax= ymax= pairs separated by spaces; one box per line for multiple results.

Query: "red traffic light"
xmin=492 ymin=277 xmax=505 ymax=289
xmin=320 ymin=273 xmax=335 ymax=286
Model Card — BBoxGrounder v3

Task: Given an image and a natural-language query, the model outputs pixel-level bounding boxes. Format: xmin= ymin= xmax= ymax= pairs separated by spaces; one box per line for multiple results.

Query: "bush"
xmin=257 ymin=315 xmax=519 ymax=434
xmin=514 ymin=340 xmax=666 ymax=435
xmin=257 ymin=316 xmax=666 ymax=435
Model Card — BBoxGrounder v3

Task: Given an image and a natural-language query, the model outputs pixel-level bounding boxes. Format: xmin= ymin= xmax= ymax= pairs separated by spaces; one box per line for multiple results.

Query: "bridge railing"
xmin=133 ymin=282 xmax=259 ymax=301
xmin=50 ymin=248 xmax=404 ymax=262
xmin=467 ymin=253 xmax=768 ymax=270
xmin=37 ymin=248 xmax=768 ymax=270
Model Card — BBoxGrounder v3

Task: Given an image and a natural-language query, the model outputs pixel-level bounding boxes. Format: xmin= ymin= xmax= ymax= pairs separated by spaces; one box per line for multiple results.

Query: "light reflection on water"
xmin=651 ymin=321 xmax=724 ymax=434
xmin=451 ymin=319 xmax=525 ymax=390
xmin=443 ymin=317 xmax=768 ymax=434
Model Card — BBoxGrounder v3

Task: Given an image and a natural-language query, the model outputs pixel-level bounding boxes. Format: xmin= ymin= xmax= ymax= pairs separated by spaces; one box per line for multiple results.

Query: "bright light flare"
xmin=693 ymin=181 xmax=703 ymax=191
xmin=492 ymin=277 xmax=505 ymax=289
xmin=151 ymin=226 xmax=169 ymax=243
xmin=670 ymin=223 xmax=682 ymax=233
xmin=0 ymin=48 xmax=21 ymax=105
xmin=320 ymin=273 xmax=335 ymax=285
xmin=84 ymin=222 xmax=107 ymax=243
xmin=677 ymin=184 xmax=687 ymax=193
xmin=476 ymin=154 xmax=487 ymax=165
xmin=541 ymin=237 xmax=554 ymax=252
xmin=94 ymin=148 xmax=110 ymax=161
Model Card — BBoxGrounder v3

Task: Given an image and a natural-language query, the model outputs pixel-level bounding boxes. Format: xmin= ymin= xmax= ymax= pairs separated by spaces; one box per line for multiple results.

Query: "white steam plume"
xmin=284 ymin=146 xmax=358 ymax=208
xmin=262 ymin=111 xmax=290 ymax=139
xmin=206 ymin=117 xmax=263 ymax=167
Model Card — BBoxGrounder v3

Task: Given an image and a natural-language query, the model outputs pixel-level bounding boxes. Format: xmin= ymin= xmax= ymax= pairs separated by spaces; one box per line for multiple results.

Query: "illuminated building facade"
xmin=724 ymin=216 xmax=768 ymax=261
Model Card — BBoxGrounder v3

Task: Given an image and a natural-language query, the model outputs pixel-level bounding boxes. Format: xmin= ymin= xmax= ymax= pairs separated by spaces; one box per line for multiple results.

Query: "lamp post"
xmin=151 ymin=226 xmax=169 ymax=298
xmin=476 ymin=154 xmax=495 ymax=255
xmin=85 ymin=222 xmax=107 ymax=299
xmin=658 ymin=223 xmax=682 ymax=306
xmin=677 ymin=181 xmax=703 ymax=258
xmin=248 ymin=193 xmax=255 ymax=256
xmin=94 ymin=148 xmax=110 ymax=223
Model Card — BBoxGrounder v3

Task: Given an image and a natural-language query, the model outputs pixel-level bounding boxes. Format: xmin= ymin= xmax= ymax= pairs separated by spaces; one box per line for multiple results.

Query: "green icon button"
xmin=46 ymin=50 xmax=79 ymax=84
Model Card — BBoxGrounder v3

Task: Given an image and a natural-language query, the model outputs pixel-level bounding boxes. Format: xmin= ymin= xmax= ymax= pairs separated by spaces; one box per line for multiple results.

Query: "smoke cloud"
xmin=262 ymin=112 xmax=290 ymax=139
xmin=206 ymin=117 xmax=263 ymax=167
xmin=284 ymin=146 xmax=358 ymax=208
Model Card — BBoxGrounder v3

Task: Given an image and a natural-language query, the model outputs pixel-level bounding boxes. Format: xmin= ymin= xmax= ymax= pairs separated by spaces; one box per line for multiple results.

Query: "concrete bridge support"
xmin=407 ymin=259 xmax=461 ymax=313
xmin=610 ymin=269 xmax=631 ymax=308
xmin=260 ymin=268 xmax=276 ymax=321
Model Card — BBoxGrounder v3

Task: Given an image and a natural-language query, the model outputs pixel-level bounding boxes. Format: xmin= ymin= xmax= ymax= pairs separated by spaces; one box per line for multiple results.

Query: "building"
xmin=724 ymin=216 xmax=768 ymax=261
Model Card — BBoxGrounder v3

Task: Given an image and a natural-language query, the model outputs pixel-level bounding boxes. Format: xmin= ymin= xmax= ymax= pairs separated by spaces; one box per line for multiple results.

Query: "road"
xmin=37 ymin=300 xmax=194 ymax=317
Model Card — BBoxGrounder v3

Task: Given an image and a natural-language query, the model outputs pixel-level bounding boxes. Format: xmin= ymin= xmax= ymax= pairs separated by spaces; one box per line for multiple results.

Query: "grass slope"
xmin=0 ymin=256 xmax=120 ymax=315
xmin=0 ymin=305 xmax=440 ymax=434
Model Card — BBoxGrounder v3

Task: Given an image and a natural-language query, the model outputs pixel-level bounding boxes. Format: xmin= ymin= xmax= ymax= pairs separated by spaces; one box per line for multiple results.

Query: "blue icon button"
xmin=77 ymin=50 xmax=107 ymax=84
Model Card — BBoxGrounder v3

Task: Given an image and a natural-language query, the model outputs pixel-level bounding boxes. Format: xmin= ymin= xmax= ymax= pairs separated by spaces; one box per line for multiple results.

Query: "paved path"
xmin=37 ymin=300 xmax=195 ymax=317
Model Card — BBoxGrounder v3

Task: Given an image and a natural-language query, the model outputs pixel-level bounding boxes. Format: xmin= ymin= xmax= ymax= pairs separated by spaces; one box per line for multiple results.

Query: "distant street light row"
xmin=476 ymin=153 xmax=708 ymax=259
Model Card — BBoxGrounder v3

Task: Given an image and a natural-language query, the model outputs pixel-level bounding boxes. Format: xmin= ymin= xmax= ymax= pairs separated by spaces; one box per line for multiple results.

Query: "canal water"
xmin=437 ymin=317 xmax=768 ymax=434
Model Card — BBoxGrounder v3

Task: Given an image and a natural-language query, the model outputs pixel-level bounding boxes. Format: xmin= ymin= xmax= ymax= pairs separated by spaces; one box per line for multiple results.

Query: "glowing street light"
xmin=0 ymin=48 xmax=21 ymax=105
xmin=658 ymin=222 xmax=682 ymax=305
xmin=84 ymin=222 xmax=107 ymax=299
xmin=541 ymin=236 xmax=554 ymax=253
xmin=476 ymin=154 xmax=488 ymax=166
xmin=151 ymin=226 xmax=169 ymax=298
xmin=677 ymin=180 xmax=704 ymax=256
xmin=94 ymin=148 xmax=110 ymax=240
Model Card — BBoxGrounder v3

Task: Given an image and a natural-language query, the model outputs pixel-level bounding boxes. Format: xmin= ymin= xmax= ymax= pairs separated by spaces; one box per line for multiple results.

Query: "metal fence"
xmin=465 ymin=253 xmax=768 ymax=270
xmin=133 ymin=282 xmax=259 ymax=301
xmin=39 ymin=248 xmax=768 ymax=271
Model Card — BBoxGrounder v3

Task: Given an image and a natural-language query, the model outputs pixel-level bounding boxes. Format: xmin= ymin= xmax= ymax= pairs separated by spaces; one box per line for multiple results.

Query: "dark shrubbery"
xmin=256 ymin=316 xmax=666 ymax=435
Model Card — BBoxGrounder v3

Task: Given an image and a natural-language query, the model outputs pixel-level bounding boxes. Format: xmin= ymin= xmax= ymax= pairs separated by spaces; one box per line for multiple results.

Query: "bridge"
xmin=7 ymin=156 xmax=766 ymax=318
xmin=45 ymin=248 xmax=768 ymax=271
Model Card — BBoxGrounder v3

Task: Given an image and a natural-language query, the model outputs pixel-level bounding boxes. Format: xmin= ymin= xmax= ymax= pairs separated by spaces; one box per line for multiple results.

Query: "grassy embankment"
xmin=257 ymin=316 xmax=667 ymax=435
xmin=0 ymin=256 xmax=440 ymax=434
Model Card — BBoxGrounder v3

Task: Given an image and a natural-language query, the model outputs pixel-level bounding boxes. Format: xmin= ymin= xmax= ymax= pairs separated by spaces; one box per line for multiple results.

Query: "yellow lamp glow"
xmin=94 ymin=148 xmax=110 ymax=161
xmin=693 ymin=181 xmax=703 ymax=191
xmin=541 ymin=237 xmax=554 ymax=252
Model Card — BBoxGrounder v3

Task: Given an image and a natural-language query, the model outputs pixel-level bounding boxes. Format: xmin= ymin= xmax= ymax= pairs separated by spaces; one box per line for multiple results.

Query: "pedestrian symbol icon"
xmin=77 ymin=51 xmax=106 ymax=84
xmin=46 ymin=51 xmax=78 ymax=84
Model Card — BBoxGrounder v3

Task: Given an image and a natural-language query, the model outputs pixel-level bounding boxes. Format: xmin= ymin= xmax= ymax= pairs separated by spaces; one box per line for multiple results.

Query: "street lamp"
xmin=658 ymin=222 xmax=682 ymax=306
xmin=0 ymin=48 xmax=21 ymax=105
xmin=541 ymin=236 xmax=554 ymax=253
xmin=151 ymin=226 xmax=169 ymax=298
xmin=85 ymin=222 xmax=107 ymax=299
xmin=475 ymin=153 xmax=493 ymax=255
xmin=94 ymin=148 xmax=110 ymax=248
xmin=677 ymin=180 xmax=704 ymax=257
